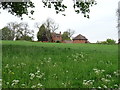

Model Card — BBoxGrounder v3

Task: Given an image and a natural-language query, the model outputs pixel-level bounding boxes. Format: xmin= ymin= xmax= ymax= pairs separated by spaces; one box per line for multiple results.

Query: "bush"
xmin=96 ymin=39 xmax=116 ymax=45
xmin=106 ymin=39 xmax=116 ymax=44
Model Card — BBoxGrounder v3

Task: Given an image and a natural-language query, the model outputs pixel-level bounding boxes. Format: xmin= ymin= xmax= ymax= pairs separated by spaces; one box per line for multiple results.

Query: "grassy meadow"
xmin=2 ymin=41 xmax=119 ymax=88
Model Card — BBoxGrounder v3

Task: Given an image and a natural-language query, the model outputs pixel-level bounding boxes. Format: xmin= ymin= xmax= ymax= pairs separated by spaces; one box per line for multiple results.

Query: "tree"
xmin=67 ymin=29 xmax=75 ymax=38
xmin=37 ymin=24 xmax=48 ymax=42
xmin=106 ymin=39 xmax=116 ymax=44
xmin=0 ymin=0 xmax=96 ymax=19
xmin=0 ymin=26 xmax=14 ymax=40
xmin=0 ymin=2 xmax=35 ymax=19
xmin=44 ymin=18 xmax=59 ymax=42
xmin=45 ymin=18 xmax=59 ymax=33
xmin=62 ymin=29 xmax=75 ymax=41
xmin=62 ymin=31 xmax=71 ymax=41
xmin=7 ymin=22 xmax=34 ymax=41
xmin=96 ymin=39 xmax=116 ymax=44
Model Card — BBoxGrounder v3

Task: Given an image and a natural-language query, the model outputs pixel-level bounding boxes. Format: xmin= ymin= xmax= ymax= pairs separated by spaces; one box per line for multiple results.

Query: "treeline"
xmin=0 ymin=22 xmax=34 ymax=41
xmin=0 ymin=18 xmax=75 ymax=42
xmin=96 ymin=39 xmax=116 ymax=45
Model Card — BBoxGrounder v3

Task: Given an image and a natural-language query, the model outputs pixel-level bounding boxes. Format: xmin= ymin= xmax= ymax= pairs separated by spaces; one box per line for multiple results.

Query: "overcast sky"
xmin=0 ymin=0 xmax=119 ymax=43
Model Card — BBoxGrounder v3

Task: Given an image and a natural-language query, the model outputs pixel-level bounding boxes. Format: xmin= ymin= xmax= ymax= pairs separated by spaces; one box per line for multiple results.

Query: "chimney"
xmin=60 ymin=31 xmax=61 ymax=35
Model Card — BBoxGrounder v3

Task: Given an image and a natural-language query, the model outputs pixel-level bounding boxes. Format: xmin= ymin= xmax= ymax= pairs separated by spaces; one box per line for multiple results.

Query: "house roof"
xmin=51 ymin=32 xmax=61 ymax=37
xmin=73 ymin=34 xmax=88 ymax=40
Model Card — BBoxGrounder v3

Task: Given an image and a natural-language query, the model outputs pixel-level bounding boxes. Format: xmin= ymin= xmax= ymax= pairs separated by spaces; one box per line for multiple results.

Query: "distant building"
xmin=72 ymin=34 xmax=89 ymax=43
xmin=51 ymin=32 xmax=62 ymax=42
xmin=42 ymin=32 xmax=89 ymax=43
xmin=63 ymin=40 xmax=73 ymax=43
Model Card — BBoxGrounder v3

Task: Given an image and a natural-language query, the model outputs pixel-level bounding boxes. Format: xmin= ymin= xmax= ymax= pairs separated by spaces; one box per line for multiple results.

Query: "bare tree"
xmin=67 ymin=29 xmax=75 ymax=38
xmin=7 ymin=22 xmax=34 ymax=41
xmin=34 ymin=22 xmax=41 ymax=29
xmin=43 ymin=18 xmax=59 ymax=42
xmin=44 ymin=18 xmax=59 ymax=33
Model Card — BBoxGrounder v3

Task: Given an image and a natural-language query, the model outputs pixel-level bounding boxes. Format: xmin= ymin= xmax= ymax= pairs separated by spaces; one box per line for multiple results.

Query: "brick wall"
xmin=52 ymin=35 xmax=62 ymax=42
xmin=73 ymin=40 xmax=87 ymax=43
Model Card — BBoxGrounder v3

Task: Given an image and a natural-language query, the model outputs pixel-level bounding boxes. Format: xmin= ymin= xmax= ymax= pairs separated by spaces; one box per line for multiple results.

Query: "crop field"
xmin=1 ymin=41 xmax=119 ymax=88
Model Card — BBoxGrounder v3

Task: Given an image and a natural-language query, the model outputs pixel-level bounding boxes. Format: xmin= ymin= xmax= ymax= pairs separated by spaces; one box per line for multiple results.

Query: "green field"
xmin=2 ymin=41 xmax=119 ymax=88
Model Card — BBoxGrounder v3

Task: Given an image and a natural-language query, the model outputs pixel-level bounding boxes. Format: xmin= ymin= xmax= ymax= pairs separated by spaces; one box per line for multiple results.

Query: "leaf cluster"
xmin=0 ymin=2 xmax=35 ymax=19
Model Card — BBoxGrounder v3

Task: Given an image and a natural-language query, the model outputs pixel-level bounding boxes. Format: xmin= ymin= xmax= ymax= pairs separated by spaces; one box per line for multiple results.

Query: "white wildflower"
xmin=36 ymin=75 xmax=43 ymax=79
xmin=37 ymin=83 xmax=43 ymax=87
xmin=21 ymin=84 xmax=25 ymax=86
xmin=6 ymin=82 xmax=9 ymax=85
xmin=98 ymin=86 xmax=101 ymax=88
xmin=31 ymin=85 xmax=36 ymax=88
xmin=29 ymin=73 xmax=35 ymax=80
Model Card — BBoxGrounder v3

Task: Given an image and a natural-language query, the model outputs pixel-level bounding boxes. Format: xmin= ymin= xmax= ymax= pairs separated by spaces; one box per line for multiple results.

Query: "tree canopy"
xmin=0 ymin=2 xmax=35 ymax=19
xmin=2 ymin=22 xmax=34 ymax=41
xmin=0 ymin=26 xmax=15 ymax=40
xmin=0 ymin=0 xmax=96 ymax=19
xmin=37 ymin=24 xmax=48 ymax=42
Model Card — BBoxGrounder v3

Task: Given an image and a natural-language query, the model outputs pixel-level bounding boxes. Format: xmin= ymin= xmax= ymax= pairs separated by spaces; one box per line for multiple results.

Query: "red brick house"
xmin=51 ymin=32 xmax=62 ymax=42
xmin=72 ymin=34 xmax=89 ymax=43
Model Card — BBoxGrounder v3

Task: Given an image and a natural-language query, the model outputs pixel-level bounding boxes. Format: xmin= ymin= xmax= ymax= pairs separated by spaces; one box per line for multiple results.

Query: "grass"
xmin=2 ymin=40 xmax=119 ymax=88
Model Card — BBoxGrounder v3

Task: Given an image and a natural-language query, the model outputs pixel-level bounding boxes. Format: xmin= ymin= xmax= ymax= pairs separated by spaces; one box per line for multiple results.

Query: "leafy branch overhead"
xmin=0 ymin=0 xmax=96 ymax=19
xmin=0 ymin=2 xmax=35 ymax=19
xmin=42 ymin=0 xmax=97 ymax=18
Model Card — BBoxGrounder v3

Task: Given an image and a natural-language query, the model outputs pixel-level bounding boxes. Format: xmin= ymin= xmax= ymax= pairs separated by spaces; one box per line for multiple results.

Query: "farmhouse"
xmin=51 ymin=32 xmax=62 ymax=42
xmin=42 ymin=32 xmax=89 ymax=43
xmin=72 ymin=34 xmax=89 ymax=43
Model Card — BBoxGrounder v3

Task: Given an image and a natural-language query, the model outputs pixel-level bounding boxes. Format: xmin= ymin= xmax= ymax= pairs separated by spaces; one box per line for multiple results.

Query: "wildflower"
xmin=114 ymin=84 xmax=118 ymax=87
xmin=35 ymin=70 xmax=40 ymax=75
xmin=101 ymin=69 xmax=105 ymax=72
xmin=48 ymin=57 xmax=51 ymax=60
xmin=31 ymin=85 xmax=36 ymax=88
xmin=36 ymin=75 xmax=43 ymax=79
xmin=74 ymin=59 xmax=77 ymax=61
xmin=101 ymin=78 xmax=110 ymax=83
xmin=29 ymin=73 xmax=35 ymax=80
xmin=106 ymin=74 xmax=111 ymax=78
xmin=12 ymin=80 xmax=19 ymax=83
xmin=41 ymin=62 xmax=43 ymax=65
xmin=66 ymin=70 xmax=68 ymax=73
xmin=83 ymin=79 xmax=94 ymax=86
xmin=11 ymin=79 xmax=19 ymax=86
xmin=98 ymin=86 xmax=101 ymax=88
xmin=21 ymin=84 xmax=25 ymax=86
xmin=37 ymin=83 xmax=43 ymax=87
xmin=6 ymin=82 xmax=9 ymax=85
xmin=102 ymin=84 xmax=107 ymax=88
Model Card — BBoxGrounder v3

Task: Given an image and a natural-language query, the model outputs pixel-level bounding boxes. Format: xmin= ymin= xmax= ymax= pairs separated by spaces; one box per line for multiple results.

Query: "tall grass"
xmin=2 ymin=41 xmax=119 ymax=88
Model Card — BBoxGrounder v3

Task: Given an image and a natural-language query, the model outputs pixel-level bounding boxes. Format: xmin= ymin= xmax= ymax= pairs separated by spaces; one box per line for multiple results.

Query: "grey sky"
xmin=0 ymin=0 xmax=119 ymax=42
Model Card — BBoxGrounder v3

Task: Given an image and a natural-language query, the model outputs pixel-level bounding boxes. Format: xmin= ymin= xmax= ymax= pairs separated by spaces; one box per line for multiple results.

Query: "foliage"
xmin=97 ymin=39 xmax=116 ymax=45
xmin=7 ymin=22 xmax=34 ymax=41
xmin=0 ymin=2 xmax=35 ymax=19
xmin=0 ymin=26 xmax=14 ymax=40
xmin=37 ymin=24 xmax=48 ymax=42
xmin=44 ymin=18 xmax=59 ymax=42
xmin=20 ymin=35 xmax=33 ymax=41
xmin=0 ymin=0 xmax=96 ymax=18
xmin=42 ymin=0 xmax=97 ymax=18
xmin=62 ymin=29 xmax=74 ymax=40
xmin=2 ymin=41 xmax=119 ymax=88
xmin=36 ymin=18 xmax=59 ymax=42
xmin=62 ymin=31 xmax=71 ymax=40
xmin=106 ymin=39 xmax=116 ymax=44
